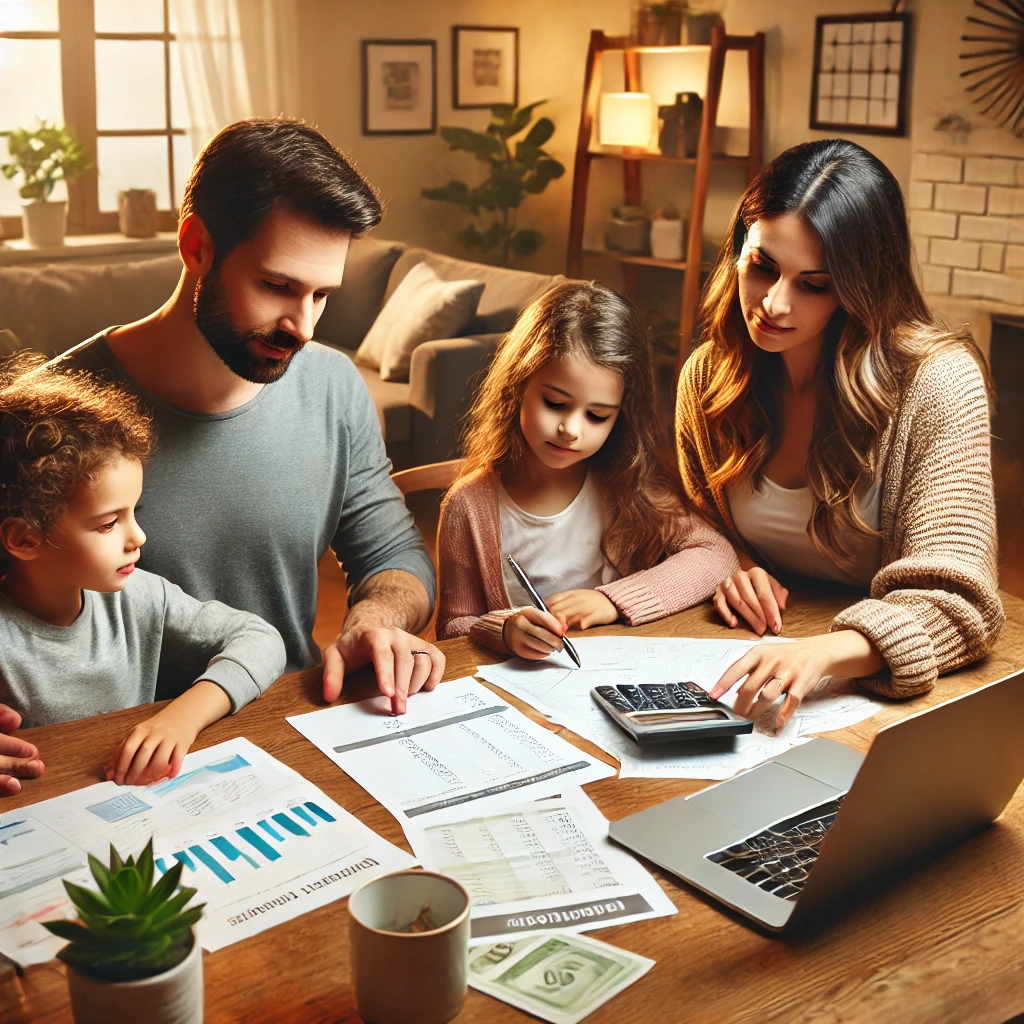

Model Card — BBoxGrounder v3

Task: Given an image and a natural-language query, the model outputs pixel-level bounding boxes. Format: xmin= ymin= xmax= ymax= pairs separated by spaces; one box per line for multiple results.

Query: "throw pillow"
xmin=356 ymin=261 xmax=484 ymax=382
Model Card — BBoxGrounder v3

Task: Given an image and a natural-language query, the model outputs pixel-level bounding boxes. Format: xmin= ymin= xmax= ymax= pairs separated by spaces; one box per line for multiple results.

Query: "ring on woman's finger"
xmin=410 ymin=650 xmax=431 ymax=657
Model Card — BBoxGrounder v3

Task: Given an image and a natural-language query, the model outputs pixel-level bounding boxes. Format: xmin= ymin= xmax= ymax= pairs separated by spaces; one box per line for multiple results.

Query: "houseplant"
xmin=43 ymin=839 xmax=205 ymax=1024
xmin=0 ymin=120 xmax=91 ymax=247
xmin=422 ymin=101 xmax=564 ymax=266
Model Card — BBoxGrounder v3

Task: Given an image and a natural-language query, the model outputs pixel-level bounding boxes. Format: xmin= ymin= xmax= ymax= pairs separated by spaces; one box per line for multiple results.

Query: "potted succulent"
xmin=43 ymin=839 xmax=205 ymax=1024
xmin=0 ymin=120 xmax=91 ymax=247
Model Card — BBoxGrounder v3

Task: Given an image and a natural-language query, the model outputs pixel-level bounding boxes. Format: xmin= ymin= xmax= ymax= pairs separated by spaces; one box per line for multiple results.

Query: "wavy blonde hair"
xmin=460 ymin=280 xmax=685 ymax=577
xmin=686 ymin=139 xmax=987 ymax=569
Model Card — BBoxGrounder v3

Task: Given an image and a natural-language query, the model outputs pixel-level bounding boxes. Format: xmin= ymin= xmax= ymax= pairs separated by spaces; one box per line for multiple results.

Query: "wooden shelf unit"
xmin=566 ymin=26 xmax=765 ymax=378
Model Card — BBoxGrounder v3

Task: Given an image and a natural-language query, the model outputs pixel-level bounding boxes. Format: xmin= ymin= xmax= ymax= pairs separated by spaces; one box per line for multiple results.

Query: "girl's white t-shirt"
xmin=498 ymin=471 xmax=621 ymax=605
xmin=727 ymin=475 xmax=882 ymax=587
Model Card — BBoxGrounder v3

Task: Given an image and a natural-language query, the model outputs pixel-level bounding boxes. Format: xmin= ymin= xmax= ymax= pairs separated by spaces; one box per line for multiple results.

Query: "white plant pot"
xmin=65 ymin=934 xmax=203 ymax=1024
xmin=21 ymin=199 xmax=67 ymax=247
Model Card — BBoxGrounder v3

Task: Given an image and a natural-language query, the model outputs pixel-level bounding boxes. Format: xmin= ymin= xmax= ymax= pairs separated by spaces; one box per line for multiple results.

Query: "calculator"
xmin=591 ymin=682 xmax=754 ymax=745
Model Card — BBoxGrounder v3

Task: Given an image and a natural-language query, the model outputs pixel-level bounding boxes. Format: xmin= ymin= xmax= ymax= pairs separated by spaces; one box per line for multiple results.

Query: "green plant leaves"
xmin=44 ymin=839 xmax=204 ymax=983
xmin=0 ymin=120 xmax=91 ymax=201
xmin=424 ymin=100 xmax=558 ymax=265
xmin=511 ymin=230 xmax=544 ymax=258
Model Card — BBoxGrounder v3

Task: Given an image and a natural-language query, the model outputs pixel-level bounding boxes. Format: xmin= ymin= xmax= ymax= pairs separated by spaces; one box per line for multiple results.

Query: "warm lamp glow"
xmin=599 ymin=92 xmax=656 ymax=147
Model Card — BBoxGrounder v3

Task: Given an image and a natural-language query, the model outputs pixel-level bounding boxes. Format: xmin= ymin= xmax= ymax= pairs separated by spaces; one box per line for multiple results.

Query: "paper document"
xmin=404 ymin=787 xmax=676 ymax=940
xmin=0 ymin=738 xmax=415 ymax=964
xmin=288 ymin=678 xmax=615 ymax=828
xmin=477 ymin=635 xmax=881 ymax=780
xmin=468 ymin=931 xmax=655 ymax=1024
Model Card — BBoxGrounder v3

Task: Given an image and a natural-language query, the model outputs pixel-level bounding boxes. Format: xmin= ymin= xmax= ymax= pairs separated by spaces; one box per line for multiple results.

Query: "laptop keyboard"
xmin=593 ymin=682 xmax=719 ymax=712
xmin=705 ymin=794 xmax=846 ymax=901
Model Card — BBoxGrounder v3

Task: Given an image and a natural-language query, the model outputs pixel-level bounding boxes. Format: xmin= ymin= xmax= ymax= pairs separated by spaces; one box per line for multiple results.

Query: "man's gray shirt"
xmin=66 ymin=334 xmax=435 ymax=676
xmin=0 ymin=569 xmax=285 ymax=727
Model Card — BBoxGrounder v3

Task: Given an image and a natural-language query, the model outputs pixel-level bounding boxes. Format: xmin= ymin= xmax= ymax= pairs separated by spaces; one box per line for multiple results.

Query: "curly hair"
xmin=0 ymin=352 xmax=154 ymax=567
xmin=460 ymin=280 xmax=686 ymax=578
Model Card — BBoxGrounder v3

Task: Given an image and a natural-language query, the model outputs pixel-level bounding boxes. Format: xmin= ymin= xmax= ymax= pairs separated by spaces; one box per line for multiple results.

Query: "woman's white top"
xmin=727 ymin=475 xmax=882 ymax=587
xmin=498 ymin=472 xmax=621 ymax=605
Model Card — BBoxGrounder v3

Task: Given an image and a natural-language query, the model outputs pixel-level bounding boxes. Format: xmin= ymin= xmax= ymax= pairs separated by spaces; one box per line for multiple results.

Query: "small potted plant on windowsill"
xmin=43 ymin=839 xmax=205 ymax=1024
xmin=0 ymin=120 xmax=91 ymax=247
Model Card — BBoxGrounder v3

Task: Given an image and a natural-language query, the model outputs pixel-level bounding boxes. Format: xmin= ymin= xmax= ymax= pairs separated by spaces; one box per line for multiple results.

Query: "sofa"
xmin=0 ymin=236 xmax=563 ymax=468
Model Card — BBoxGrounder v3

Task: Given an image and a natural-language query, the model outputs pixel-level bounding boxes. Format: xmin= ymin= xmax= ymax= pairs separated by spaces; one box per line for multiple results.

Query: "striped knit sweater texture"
xmin=436 ymin=469 xmax=739 ymax=653
xmin=675 ymin=342 xmax=1005 ymax=699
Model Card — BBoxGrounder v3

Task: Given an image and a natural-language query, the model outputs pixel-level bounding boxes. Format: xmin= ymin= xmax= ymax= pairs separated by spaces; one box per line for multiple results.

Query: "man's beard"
xmin=193 ymin=270 xmax=304 ymax=385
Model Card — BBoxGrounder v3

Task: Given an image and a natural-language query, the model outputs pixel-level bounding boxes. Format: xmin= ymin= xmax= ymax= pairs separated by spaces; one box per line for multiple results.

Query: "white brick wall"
xmin=912 ymin=149 xmax=1024 ymax=307
xmin=934 ymin=183 xmax=987 ymax=214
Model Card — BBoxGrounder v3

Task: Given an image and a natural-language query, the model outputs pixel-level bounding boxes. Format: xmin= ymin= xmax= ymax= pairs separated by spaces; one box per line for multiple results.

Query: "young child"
xmin=437 ymin=280 xmax=739 ymax=658
xmin=0 ymin=353 xmax=286 ymax=791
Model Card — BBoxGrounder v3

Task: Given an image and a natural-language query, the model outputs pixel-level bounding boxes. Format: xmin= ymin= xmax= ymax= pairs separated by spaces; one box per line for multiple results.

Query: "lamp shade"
xmin=599 ymin=92 xmax=655 ymax=147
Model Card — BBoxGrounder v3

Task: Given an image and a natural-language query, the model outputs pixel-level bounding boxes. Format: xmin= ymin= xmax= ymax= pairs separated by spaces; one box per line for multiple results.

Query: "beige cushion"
xmin=356 ymin=261 xmax=484 ymax=382
xmin=384 ymin=248 xmax=561 ymax=335
xmin=0 ymin=254 xmax=182 ymax=357
xmin=313 ymin=234 xmax=405 ymax=351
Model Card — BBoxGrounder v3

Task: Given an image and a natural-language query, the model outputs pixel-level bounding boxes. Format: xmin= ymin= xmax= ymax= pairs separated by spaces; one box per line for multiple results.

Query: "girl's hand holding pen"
xmin=503 ymin=606 xmax=568 ymax=659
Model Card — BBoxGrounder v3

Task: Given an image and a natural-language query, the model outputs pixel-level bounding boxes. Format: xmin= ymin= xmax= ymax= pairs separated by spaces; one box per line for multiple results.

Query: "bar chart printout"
xmin=0 ymin=738 xmax=416 ymax=963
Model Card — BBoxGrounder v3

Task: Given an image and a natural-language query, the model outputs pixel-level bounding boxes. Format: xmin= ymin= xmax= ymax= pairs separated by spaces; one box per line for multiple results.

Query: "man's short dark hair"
xmin=180 ymin=117 xmax=382 ymax=259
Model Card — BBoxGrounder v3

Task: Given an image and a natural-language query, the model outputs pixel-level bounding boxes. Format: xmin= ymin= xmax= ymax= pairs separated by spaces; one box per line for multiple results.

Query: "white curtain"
xmin=172 ymin=0 xmax=302 ymax=157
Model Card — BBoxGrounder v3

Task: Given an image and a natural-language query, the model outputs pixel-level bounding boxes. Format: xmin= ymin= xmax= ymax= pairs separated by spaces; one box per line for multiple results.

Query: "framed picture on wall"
xmin=362 ymin=39 xmax=437 ymax=135
xmin=452 ymin=25 xmax=519 ymax=109
xmin=809 ymin=13 xmax=910 ymax=136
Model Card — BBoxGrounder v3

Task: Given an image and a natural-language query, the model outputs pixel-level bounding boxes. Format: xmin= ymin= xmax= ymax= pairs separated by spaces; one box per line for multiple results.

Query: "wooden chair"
xmin=391 ymin=458 xmax=464 ymax=497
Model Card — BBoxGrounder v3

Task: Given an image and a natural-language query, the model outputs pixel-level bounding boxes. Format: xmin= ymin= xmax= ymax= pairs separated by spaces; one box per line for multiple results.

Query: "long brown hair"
xmin=461 ymin=280 xmax=684 ymax=576
xmin=685 ymin=138 xmax=986 ymax=568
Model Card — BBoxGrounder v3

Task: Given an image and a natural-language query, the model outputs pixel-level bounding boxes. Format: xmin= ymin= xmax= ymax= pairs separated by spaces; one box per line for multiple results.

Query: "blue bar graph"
xmin=211 ymin=835 xmax=259 ymax=869
xmin=237 ymin=826 xmax=280 ymax=861
xmin=272 ymin=812 xmax=308 ymax=837
xmin=156 ymin=803 xmax=339 ymax=886
xmin=305 ymin=801 xmax=336 ymax=823
xmin=189 ymin=845 xmax=234 ymax=884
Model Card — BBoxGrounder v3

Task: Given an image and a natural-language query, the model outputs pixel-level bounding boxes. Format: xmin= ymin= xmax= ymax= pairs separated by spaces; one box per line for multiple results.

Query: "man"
xmin=0 ymin=117 xmax=444 ymax=794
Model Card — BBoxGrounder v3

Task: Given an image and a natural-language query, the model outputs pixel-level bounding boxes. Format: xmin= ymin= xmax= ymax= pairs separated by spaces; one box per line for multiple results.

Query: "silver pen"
xmin=506 ymin=554 xmax=582 ymax=669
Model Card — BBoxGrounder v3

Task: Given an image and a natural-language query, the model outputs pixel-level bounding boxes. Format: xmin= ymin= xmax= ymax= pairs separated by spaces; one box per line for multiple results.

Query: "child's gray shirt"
xmin=0 ymin=568 xmax=286 ymax=727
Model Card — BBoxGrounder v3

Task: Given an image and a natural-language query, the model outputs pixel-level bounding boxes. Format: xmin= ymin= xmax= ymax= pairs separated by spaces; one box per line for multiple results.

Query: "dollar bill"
xmin=467 ymin=931 xmax=655 ymax=1023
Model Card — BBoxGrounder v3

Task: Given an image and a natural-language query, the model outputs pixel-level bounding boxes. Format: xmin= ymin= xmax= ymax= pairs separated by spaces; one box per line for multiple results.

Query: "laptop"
xmin=609 ymin=669 xmax=1024 ymax=932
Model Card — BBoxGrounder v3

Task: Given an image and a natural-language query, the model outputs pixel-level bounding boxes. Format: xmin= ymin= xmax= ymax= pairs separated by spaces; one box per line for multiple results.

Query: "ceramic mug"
xmin=348 ymin=870 xmax=470 ymax=1024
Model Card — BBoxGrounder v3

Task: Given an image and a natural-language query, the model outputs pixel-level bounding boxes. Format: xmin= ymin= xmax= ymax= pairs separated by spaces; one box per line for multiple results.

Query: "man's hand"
xmin=547 ymin=590 xmax=618 ymax=630
xmin=0 ymin=703 xmax=45 ymax=796
xmin=323 ymin=627 xmax=444 ymax=714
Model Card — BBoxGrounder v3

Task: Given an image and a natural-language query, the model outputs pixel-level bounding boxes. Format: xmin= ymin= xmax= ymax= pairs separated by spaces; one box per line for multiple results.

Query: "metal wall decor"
xmin=960 ymin=0 xmax=1024 ymax=137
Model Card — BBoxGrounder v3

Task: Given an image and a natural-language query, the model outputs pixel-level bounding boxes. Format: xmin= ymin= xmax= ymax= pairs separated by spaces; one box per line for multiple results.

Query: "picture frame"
xmin=452 ymin=25 xmax=519 ymax=109
xmin=361 ymin=39 xmax=437 ymax=136
xmin=809 ymin=13 xmax=910 ymax=136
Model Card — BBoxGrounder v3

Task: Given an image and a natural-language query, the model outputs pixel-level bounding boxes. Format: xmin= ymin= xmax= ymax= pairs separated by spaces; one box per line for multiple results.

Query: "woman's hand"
xmin=714 ymin=567 xmax=788 ymax=636
xmin=106 ymin=680 xmax=232 ymax=786
xmin=709 ymin=630 xmax=886 ymax=731
xmin=547 ymin=590 xmax=618 ymax=630
xmin=503 ymin=607 xmax=568 ymax=660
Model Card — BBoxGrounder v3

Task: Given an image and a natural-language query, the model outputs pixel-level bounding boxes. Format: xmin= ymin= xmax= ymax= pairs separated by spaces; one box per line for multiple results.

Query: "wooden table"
xmin=4 ymin=591 xmax=1024 ymax=1024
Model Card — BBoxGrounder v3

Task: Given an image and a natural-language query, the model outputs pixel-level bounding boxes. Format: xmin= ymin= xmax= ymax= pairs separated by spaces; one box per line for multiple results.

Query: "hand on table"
xmin=503 ymin=607 xmax=568 ymax=660
xmin=709 ymin=630 xmax=886 ymax=731
xmin=0 ymin=703 xmax=45 ymax=796
xmin=714 ymin=566 xmax=788 ymax=636
xmin=106 ymin=705 xmax=198 ymax=787
xmin=323 ymin=626 xmax=445 ymax=715
xmin=547 ymin=590 xmax=618 ymax=630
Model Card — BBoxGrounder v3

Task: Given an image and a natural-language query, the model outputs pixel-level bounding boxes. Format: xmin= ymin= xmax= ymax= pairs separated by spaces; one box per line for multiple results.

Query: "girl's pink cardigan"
xmin=436 ymin=469 xmax=740 ymax=652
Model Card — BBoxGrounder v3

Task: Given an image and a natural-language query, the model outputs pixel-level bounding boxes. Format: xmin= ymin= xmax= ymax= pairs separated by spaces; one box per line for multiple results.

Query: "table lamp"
xmin=599 ymin=92 xmax=656 ymax=149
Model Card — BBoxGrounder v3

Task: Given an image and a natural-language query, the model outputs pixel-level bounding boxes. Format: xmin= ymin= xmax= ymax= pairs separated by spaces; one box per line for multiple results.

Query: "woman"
xmin=676 ymin=138 xmax=1003 ymax=728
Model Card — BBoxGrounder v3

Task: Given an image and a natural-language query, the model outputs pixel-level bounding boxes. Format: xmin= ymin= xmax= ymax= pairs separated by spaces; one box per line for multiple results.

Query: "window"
xmin=0 ymin=0 xmax=193 ymax=238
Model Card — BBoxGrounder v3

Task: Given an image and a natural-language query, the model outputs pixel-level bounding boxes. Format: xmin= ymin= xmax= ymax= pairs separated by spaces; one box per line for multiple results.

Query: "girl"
xmin=676 ymin=139 xmax=1003 ymax=727
xmin=437 ymin=280 xmax=738 ymax=659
